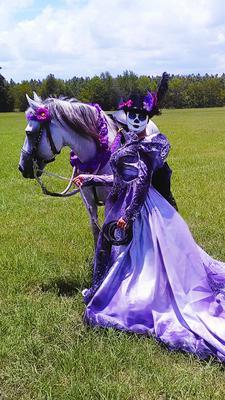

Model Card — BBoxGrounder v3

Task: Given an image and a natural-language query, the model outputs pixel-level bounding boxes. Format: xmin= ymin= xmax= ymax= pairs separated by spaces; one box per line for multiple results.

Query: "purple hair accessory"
xmin=70 ymin=103 xmax=111 ymax=172
xmin=118 ymin=99 xmax=133 ymax=109
xmin=70 ymin=104 xmax=124 ymax=173
xmin=89 ymin=103 xmax=109 ymax=150
xmin=143 ymin=91 xmax=157 ymax=112
xmin=70 ymin=149 xmax=111 ymax=173
xmin=27 ymin=107 xmax=51 ymax=122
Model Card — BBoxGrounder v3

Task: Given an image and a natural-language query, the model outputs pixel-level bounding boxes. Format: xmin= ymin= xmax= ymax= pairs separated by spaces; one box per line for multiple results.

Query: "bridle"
xmin=24 ymin=119 xmax=78 ymax=197
xmin=30 ymin=120 xmax=124 ymax=199
xmin=31 ymin=120 xmax=60 ymax=164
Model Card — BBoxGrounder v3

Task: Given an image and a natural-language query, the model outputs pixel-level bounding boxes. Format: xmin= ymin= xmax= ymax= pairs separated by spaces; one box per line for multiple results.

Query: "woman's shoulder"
xmin=139 ymin=132 xmax=170 ymax=149
xmin=141 ymin=132 xmax=169 ymax=145
xmin=138 ymin=133 xmax=171 ymax=160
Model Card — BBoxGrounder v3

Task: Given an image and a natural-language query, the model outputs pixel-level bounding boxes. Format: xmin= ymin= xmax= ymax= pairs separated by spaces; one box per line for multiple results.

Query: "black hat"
xmin=118 ymin=72 xmax=169 ymax=118
xmin=118 ymin=92 xmax=157 ymax=116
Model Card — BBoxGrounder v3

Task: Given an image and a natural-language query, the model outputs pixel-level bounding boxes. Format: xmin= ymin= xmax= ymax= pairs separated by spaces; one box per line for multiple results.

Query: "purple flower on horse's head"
xmin=27 ymin=107 xmax=51 ymax=122
xmin=143 ymin=91 xmax=157 ymax=112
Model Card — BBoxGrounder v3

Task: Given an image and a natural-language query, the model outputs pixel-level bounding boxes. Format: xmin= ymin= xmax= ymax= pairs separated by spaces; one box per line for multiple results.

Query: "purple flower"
xmin=143 ymin=91 xmax=157 ymax=112
xmin=27 ymin=107 xmax=51 ymax=122
xmin=118 ymin=99 xmax=133 ymax=109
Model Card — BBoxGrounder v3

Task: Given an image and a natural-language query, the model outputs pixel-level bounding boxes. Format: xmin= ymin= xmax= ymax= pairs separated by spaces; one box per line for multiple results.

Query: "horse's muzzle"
xmin=18 ymin=150 xmax=38 ymax=179
xmin=18 ymin=164 xmax=34 ymax=179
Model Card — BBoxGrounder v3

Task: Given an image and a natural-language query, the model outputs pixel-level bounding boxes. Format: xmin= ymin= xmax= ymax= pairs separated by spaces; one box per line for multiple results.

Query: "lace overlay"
xmin=206 ymin=262 xmax=225 ymax=299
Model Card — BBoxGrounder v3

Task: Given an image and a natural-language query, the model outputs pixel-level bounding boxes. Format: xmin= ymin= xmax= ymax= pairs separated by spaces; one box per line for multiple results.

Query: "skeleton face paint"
xmin=126 ymin=111 xmax=148 ymax=134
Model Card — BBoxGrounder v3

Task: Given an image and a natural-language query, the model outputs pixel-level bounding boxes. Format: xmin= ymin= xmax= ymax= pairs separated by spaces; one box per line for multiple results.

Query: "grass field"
xmin=0 ymin=108 xmax=225 ymax=400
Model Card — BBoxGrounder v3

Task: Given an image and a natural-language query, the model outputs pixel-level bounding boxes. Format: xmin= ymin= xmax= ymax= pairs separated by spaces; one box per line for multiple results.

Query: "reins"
xmin=32 ymin=119 xmax=80 ymax=197
xmin=33 ymin=160 xmax=104 ymax=232
xmin=32 ymin=107 xmax=126 ymax=199
xmin=32 ymin=121 xmax=132 ymax=245
xmin=33 ymin=162 xmax=80 ymax=197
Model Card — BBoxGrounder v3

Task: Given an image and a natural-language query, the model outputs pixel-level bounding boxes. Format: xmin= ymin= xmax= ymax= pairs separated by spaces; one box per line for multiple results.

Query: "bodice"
xmin=108 ymin=133 xmax=170 ymax=223
xmin=110 ymin=133 xmax=170 ymax=185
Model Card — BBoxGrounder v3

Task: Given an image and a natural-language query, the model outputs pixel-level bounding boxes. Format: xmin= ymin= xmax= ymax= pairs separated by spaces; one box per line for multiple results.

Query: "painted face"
xmin=126 ymin=110 xmax=149 ymax=134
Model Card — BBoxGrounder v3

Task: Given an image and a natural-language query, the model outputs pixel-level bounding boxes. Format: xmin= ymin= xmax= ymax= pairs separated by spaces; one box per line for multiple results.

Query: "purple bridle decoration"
xmin=27 ymin=107 xmax=51 ymax=122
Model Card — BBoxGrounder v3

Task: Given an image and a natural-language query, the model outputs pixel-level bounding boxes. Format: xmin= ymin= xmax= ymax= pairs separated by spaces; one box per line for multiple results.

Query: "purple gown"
xmin=82 ymin=133 xmax=225 ymax=362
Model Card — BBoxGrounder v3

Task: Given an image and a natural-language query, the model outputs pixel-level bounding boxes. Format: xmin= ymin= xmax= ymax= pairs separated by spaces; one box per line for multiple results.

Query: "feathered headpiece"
xmin=118 ymin=72 xmax=169 ymax=118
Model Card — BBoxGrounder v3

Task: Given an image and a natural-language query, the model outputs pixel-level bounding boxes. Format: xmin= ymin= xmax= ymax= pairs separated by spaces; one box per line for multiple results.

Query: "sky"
xmin=0 ymin=0 xmax=225 ymax=82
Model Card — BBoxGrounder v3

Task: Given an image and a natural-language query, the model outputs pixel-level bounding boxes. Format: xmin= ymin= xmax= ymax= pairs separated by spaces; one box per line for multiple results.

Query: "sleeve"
xmin=157 ymin=133 xmax=171 ymax=161
xmin=123 ymin=160 xmax=151 ymax=224
xmin=123 ymin=135 xmax=170 ymax=224
xmin=81 ymin=174 xmax=114 ymax=187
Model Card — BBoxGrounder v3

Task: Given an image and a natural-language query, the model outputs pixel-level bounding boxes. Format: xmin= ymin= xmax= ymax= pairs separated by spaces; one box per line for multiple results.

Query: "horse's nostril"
xmin=18 ymin=164 xmax=34 ymax=179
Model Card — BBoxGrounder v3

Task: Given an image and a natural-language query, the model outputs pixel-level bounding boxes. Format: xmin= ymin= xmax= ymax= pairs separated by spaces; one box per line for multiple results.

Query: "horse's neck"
xmin=107 ymin=122 xmax=118 ymax=145
xmin=52 ymin=121 xmax=97 ymax=163
xmin=52 ymin=116 xmax=118 ymax=163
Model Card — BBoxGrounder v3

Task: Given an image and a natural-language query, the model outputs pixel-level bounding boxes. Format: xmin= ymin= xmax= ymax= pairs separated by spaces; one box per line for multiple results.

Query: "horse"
xmin=18 ymin=93 xmax=160 ymax=245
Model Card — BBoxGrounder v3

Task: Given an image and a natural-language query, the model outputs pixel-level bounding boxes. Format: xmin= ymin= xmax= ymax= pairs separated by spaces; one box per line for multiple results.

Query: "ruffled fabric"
xmin=84 ymin=188 xmax=225 ymax=362
xmin=82 ymin=133 xmax=225 ymax=362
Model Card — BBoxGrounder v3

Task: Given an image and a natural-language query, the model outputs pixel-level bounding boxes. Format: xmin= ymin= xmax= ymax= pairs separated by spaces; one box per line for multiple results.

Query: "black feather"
xmin=157 ymin=72 xmax=169 ymax=103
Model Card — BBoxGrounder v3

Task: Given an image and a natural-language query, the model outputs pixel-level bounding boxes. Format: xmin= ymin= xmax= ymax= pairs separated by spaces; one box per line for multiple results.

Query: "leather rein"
xmin=33 ymin=121 xmax=79 ymax=197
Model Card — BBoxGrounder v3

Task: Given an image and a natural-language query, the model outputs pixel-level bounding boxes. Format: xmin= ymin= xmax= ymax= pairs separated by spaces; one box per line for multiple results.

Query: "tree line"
xmin=1 ymin=68 xmax=225 ymax=112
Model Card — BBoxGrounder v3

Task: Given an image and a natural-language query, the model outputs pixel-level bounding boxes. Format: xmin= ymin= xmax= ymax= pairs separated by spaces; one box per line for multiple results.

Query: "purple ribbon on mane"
xmin=70 ymin=104 xmax=122 ymax=173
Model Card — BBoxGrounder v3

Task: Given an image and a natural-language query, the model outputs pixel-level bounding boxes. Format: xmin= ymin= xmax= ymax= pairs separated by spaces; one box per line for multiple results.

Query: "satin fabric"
xmin=84 ymin=188 xmax=225 ymax=361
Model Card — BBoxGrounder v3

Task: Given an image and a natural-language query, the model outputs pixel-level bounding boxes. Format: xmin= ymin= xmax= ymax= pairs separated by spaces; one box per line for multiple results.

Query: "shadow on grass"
xmin=40 ymin=277 xmax=90 ymax=297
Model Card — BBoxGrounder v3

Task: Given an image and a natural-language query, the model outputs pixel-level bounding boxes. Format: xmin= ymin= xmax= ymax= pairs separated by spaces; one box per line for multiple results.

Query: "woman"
xmin=74 ymin=91 xmax=225 ymax=362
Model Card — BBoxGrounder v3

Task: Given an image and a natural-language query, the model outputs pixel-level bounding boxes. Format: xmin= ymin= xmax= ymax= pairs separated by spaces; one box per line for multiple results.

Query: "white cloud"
xmin=0 ymin=0 xmax=225 ymax=81
xmin=0 ymin=0 xmax=33 ymax=27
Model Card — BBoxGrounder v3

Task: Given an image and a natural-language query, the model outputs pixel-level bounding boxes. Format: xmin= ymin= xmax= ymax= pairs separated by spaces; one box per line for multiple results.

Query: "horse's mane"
xmin=43 ymin=97 xmax=117 ymax=145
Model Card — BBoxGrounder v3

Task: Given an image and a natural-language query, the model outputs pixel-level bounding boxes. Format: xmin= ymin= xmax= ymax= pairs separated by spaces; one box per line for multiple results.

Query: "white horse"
xmin=19 ymin=93 xmax=159 ymax=245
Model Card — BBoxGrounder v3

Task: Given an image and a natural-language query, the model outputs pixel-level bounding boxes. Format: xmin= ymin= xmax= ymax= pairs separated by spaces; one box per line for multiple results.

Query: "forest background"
xmin=1 ymin=67 xmax=225 ymax=112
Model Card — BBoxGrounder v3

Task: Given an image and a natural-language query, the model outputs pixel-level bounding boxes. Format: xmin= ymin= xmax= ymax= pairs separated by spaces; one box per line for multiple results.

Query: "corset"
xmin=110 ymin=142 xmax=140 ymax=183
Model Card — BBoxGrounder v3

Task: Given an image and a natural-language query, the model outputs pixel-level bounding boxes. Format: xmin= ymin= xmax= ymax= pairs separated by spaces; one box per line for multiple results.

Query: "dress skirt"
xmin=84 ymin=188 xmax=225 ymax=361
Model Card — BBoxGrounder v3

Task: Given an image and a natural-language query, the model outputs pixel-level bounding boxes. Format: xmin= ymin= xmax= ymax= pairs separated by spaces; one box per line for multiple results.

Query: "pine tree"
xmin=0 ymin=67 xmax=14 ymax=111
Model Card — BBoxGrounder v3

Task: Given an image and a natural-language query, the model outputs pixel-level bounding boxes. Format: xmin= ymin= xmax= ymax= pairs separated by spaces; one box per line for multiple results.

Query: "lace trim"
xmin=206 ymin=262 xmax=225 ymax=299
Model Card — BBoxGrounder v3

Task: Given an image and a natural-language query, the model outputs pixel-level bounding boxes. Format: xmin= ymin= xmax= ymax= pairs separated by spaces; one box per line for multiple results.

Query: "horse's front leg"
xmin=81 ymin=187 xmax=100 ymax=248
xmin=90 ymin=205 xmax=100 ymax=249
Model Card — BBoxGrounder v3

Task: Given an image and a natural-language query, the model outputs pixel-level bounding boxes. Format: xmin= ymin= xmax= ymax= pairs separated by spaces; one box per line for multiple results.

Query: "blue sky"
xmin=0 ymin=0 xmax=225 ymax=82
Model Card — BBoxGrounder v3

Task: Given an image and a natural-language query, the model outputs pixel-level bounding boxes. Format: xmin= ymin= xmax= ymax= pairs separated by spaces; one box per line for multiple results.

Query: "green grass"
xmin=0 ymin=109 xmax=225 ymax=400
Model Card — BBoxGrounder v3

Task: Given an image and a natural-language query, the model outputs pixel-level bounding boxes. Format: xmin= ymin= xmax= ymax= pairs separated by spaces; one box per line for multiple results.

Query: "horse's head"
xmin=19 ymin=94 xmax=119 ymax=180
xmin=19 ymin=93 xmax=62 ymax=179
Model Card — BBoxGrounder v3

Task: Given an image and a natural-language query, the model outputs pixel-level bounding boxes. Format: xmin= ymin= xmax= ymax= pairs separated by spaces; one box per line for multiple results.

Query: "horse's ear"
xmin=33 ymin=91 xmax=42 ymax=103
xmin=26 ymin=94 xmax=40 ymax=111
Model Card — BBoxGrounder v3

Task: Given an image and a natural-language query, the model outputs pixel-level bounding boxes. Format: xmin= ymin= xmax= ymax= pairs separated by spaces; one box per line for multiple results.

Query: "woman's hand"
xmin=73 ymin=175 xmax=84 ymax=187
xmin=117 ymin=217 xmax=127 ymax=230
